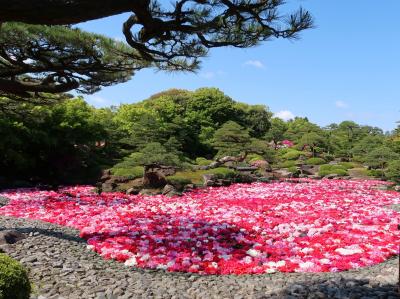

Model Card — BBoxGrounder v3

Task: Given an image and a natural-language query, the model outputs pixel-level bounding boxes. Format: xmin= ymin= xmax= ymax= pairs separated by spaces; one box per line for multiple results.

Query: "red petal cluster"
xmin=1 ymin=179 xmax=399 ymax=275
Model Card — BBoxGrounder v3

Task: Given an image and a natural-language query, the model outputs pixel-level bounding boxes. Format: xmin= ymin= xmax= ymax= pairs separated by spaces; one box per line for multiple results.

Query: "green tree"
xmin=0 ymin=1 xmax=313 ymax=71
xmin=298 ymin=132 xmax=326 ymax=157
xmin=265 ymin=118 xmax=288 ymax=149
xmin=0 ymin=23 xmax=147 ymax=97
xmin=364 ymin=146 xmax=399 ymax=173
xmin=212 ymin=121 xmax=268 ymax=159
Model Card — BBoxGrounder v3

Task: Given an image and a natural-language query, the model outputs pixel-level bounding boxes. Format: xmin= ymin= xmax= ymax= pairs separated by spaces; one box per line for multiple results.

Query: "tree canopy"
xmin=0 ymin=0 xmax=313 ymax=70
xmin=0 ymin=23 xmax=148 ymax=97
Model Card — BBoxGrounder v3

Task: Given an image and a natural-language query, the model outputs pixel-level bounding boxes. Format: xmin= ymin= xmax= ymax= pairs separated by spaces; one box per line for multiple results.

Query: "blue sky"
xmin=76 ymin=1 xmax=400 ymax=131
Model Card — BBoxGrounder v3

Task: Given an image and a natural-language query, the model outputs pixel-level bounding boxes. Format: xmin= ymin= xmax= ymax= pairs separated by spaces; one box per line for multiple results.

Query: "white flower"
xmin=246 ymin=249 xmax=260 ymax=257
xmin=242 ymin=256 xmax=253 ymax=264
xmin=86 ymin=245 xmax=94 ymax=250
xmin=335 ymin=246 xmax=363 ymax=256
xmin=300 ymin=247 xmax=314 ymax=254
xmin=299 ymin=261 xmax=315 ymax=270
xmin=266 ymin=268 xmax=276 ymax=274
xmin=320 ymin=258 xmax=331 ymax=265
xmin=124 ymin=257 xmax=137 ymax=267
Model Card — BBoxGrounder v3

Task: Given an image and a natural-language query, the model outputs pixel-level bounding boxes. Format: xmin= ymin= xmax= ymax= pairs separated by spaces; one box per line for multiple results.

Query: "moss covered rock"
xmin=0 ymin=254 xmax=31 ymax=299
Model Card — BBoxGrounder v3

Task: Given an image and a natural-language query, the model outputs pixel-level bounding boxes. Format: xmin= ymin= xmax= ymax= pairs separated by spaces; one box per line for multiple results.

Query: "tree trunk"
xmin=0 ymin=0 xmax=134 ymax=25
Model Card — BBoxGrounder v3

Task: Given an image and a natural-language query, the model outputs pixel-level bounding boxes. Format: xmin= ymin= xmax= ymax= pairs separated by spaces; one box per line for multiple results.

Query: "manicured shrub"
xmin=305 ymin=158 xmax=326 ymax=165
xmin=0 ymin=253 xmax=31 ymax=299
xmin=319 ymin=164 xmax=348 ymax=177
xmin=282 ymin=150 xmax=305 ymax=160
xmin=111 ymin=166 xmax=144 ymax=179
xmin=209 ymin=167 xmax=236 ymax=179
xmin=338 ymin=162 xmax=356 ymax=170
xmin=385 ymin=160 xmax=400 ymax=182
xmin=278 ymin=160 xmax=296 ymax=168
xmin=246 ymin=154 xmax=264 ymax=163
xmin=195 ymin=157 xmax=213 ymax=166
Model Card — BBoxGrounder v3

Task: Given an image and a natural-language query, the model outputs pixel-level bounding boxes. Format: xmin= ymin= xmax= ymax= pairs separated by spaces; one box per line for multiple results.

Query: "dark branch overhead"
xmin=0 ymin=0 xmax=313 ymax=70
xmin=0 ymin=0 xmax=134 ymax=25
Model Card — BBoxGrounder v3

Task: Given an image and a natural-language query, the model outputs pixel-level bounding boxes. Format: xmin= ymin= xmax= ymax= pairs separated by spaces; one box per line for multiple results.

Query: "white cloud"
xmin=274 ymin=110 xmax=295 ymax=121
xmin=335 ymin=100 xmax=348 ymax=109
xmin=244 ymin=60 xmax=265 ymax=69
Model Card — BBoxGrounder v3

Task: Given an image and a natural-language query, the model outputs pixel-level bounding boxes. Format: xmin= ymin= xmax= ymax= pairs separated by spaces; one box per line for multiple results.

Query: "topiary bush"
xmin=319 ymin=164 xmax=348 ymax=177
xmin=0 ymin=254 xmax=31 ymax=299
xmin=110 ymin=166 xmax=144 ymax=179
xmin=278 ymin=160 xmax=296 ymax=169
xmin=246 ymin=154 xmax=265 ymax=163
xmin=305 ymin=157 xmax=325 ymax=165
xmin=338 ymin=162 xmax=356 ymax=170
xmin=282 ymin=150 xmax=305 ymax=160
xmin=208 ymin=167 xmax=236 ymax=179
xmin=385 ymin=160 xmax=400 ymax=182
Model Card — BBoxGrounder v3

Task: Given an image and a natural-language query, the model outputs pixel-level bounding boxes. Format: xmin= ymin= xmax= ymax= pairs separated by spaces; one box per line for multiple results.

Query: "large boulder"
xmin=300 ymin=165 xmax=319 ymax=176
xmin=143 ymin=170 xmax=167 ymax=188
xmin=162 ymin=184 xmax=180 ymax=197
xmin=273 ymin=169 xmax=292 ymax=179
xmin=101 ymin=182 xmax=117 ymax=192
xmin=125 ymin=178 xmax=145 ymax=195
xmin=203 ymin=174 xmax=218 ymax=187
xmin=250 ymin=160 xmax=271 ymax=171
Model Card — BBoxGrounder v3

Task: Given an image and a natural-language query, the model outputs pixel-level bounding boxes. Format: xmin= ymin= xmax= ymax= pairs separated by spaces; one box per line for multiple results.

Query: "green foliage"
xmin=319 ymin=164 xmax=348 ymax=177
xmin=305 ymin=158 xmax=326 ymax=165
xmin=282 ymin=150 xmax=305 ymax=160
xmin=246 ymin=154 xmax=265 ymax=163
xmin=0 ymin=23 xmax=146 ymax=97
xmin=385 ymin=160 xmax=400 ymax=182
xmin=166 ymin=176 xmax=192 ymax=187
xmin=111 ymin=166 xmax=144 ymax=179
xmin=265 ymin=118 xmax=288 ymax=147
xmin=287 ymin=166 xmax=300 ymax=174
xmin=195 ymin=157 xmax=213 ymax=166
xmin=364 ymin=146 xmax=399 ymax=170
xmin=278 ymin=160 xmax=297 ymax=168
xmin=212 ymin=121 xmax=252 ymax=157
xmin=169 ymin=167 xmax=235 ymax=185
xmin=338 ymin=162 xmax=356 ymax=169
xmin=0 ymin=254 xmax=31 ymax=299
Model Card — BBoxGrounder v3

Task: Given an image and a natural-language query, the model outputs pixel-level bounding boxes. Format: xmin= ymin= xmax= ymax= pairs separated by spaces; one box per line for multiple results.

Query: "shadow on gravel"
xmin=0 ymin=226 xmax=86 ymax=243
xmin=274 ymin=278 xmax=399 ymax=299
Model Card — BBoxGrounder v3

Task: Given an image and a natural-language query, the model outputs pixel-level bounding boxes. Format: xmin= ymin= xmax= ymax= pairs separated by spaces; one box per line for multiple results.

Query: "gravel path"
xmin=0 ymin=215 xmax=399 ymax=299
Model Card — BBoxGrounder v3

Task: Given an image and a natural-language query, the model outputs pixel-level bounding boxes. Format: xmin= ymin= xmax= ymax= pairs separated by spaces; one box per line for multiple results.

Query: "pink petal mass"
xmin=1 ymin=179 xmax=399 ymax=275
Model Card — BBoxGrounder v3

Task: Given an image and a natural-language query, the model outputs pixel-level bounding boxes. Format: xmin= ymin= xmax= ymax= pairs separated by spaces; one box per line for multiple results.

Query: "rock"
xmin=162 ymin=184 xmax=179 ymax=197
xmin=325 ymin=174 xmax=338 ymax=179
xmin=273 ymin=169 xmax=292 ymax=179
xmin=99 ymin=169 xmax=112 ymax=182
xmin=203 ymin=174 xmax=218 ymax=187
xmin=143 ymin=171 xmax=167 ymax=188
xmin=394 ymin=185 xmax=400 ymax=192
xmin=234 ymin=173 xmax=257 ymax=183
xmin=0 ymin=195 xmax=9 ymax=207
xmin=300 ymin=165 xmax=319 ymax=176
xmin=123 ymin=178 xmax=144 ymax=194
xmin=183 ymin=184 xmax=195 ymax=192
xmin=101 ymin=182 xmax=117 ymax=192
xmin=126 ymin=188 xmax=139 ymax=195
xmin=250 ymin=160 xmax=271 ymax=171
xmin=0 ymin=229 xmax=26 ymax=245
